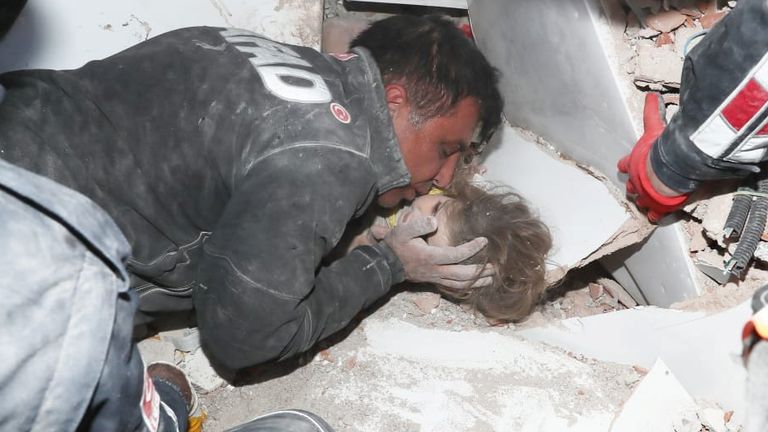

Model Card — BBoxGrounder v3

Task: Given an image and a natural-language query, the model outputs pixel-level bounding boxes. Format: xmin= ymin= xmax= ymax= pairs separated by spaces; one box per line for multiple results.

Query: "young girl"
xmin=338 ymin=175 xmax=552 ymax=323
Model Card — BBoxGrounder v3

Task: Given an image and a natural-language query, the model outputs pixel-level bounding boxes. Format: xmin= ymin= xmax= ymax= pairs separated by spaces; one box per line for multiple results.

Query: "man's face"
xmin=378 ymin=89 xmax=481 ymax=208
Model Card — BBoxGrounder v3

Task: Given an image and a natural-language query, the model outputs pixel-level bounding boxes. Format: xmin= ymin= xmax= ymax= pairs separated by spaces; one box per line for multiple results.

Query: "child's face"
xmin=402 ymin=194 xmax=454 ymax=247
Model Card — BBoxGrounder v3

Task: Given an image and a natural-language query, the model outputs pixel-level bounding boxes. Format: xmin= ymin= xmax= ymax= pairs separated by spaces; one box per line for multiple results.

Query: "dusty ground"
xmin=139 ymin=286 xmax=641 ymax=431
xmin=138 ymin=272 xmax=749 ymax=431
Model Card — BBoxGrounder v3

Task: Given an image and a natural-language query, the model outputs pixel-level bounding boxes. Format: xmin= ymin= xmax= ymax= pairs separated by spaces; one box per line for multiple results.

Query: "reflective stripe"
xmin=691 ymin=52 xmax=768 ymax=162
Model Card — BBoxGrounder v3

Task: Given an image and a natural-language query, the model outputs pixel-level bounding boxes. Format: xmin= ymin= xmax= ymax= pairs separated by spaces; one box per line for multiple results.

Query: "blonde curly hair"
xmin=438 ymin=177 xmax=552 ymax=322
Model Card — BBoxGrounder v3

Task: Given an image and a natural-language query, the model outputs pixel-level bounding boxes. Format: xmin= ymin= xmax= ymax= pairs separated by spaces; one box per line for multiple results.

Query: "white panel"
xmin=470 ymin=0 xmax=636 ymax=188
xmin=470 ymin=0 xmax=701 ymax=305
xmin=0 ymin=0 xmax=322 ymax=73
xmin=480 ymin=125 xmax=629 ymax=270
xmin=518 ymin=301 xmax=751 ymax=424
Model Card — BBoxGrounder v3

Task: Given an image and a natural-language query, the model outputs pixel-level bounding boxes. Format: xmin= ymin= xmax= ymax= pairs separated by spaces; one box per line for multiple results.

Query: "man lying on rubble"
xmin=333 ymin=170 xmax=552 ymax=325
xmin=617 ymin=0 xmax=767 ymax=430
xmin=0 ymin=14 xmax=504 ymax=371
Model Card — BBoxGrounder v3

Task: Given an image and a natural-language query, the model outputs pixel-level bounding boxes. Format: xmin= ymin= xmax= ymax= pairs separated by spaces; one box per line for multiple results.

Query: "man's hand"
xmin=617 ymin=92 xmax=689 ymax=222
xmin=382 ymin=213 xmax=493 ymax=289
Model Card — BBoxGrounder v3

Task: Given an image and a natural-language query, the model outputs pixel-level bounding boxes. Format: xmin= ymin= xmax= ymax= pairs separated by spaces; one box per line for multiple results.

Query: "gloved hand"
xmin=617 ymin=93 xmax=689 ymax=222
xmin=382 ymin=211 xmax=494 ymax=289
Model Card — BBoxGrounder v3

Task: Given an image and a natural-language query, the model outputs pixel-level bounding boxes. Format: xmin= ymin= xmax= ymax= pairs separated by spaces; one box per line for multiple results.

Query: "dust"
xmin=195 ymin=290 xmax=640 ymax=431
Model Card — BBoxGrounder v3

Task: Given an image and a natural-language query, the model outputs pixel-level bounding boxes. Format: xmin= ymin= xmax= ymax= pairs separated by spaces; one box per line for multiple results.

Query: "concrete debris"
xmin=610 ymin=359 xmax=698 ymax=432
xmin=635 ymin=42 xmax=684 ymax=89
xmin=599 ymin=277 xmax=639 ymax=309
xmin=688 ymin=227 xmax=709 ymax=252
xmin=700 ymin=192 xmax=734 ymax=249
xmin=412 ymin=292 xmax=441 ymax=314
xmin=624 ymin=0 xmax=731 ymax=100
xmin=137 ymin=336 xmax=176 ymax=365
xmin=181 ymin=348 xmax=227 ymax=393
xmin=678 ymin=7 xmax=703 ymax=17
xmin=636 ymin=27 xmax=661 ymax=38
xmin=655 ymin=31 xmax=675 ymax=47
xmin=646 ymin=9 xmax=688 ymax=32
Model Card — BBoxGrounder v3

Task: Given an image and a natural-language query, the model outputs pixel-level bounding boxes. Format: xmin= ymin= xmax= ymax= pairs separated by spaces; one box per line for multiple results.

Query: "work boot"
xmin=225 ymin=409 xmax=336 ymax=432
xmin=147 ymin=362 xmax=206 ymax=432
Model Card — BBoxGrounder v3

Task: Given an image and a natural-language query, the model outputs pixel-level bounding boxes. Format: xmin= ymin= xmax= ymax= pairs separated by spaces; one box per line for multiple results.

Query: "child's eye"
xmin=431 ymin=201 xmax=443 ymax=216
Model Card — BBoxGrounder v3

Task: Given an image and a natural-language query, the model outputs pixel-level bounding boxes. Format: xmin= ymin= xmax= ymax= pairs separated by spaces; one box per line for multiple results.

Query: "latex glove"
xmin=382 ymin=211 xmax=493 ymax=289
xmin=617 ymin=93 xmax=689 ymax=222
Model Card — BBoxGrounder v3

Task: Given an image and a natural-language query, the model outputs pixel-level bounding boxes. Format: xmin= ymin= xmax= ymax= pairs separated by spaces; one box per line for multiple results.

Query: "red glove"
xmin=617 ymin=93 xmax=689 ymax=222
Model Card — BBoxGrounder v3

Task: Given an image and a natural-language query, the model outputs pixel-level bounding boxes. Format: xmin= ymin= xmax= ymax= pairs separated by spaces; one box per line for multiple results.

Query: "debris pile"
xmin=624 ymin=0 xmax=732 ymax=95
xmin=616 ymin=1 xmax=768 ymax=290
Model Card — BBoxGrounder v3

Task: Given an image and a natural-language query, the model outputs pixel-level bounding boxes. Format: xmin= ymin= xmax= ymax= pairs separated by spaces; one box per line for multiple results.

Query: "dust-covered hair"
xmin=439 ymin=177 xmax=552 ymax=322
xmin=350 ymin=14 xmax=503 ymax=145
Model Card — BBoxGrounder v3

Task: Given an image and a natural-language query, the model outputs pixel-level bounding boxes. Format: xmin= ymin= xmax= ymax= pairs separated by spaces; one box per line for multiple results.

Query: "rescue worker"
xmin=0 ymin=15 xmax=503 ymax=372
xmin=618 ymin=0 xmax=768 ymax=222
xmin=618 ymin=1 xmax=768 ymax=430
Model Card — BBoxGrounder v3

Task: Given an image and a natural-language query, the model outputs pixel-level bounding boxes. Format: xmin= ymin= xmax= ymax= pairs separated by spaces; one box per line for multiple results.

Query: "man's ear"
xmin=385 ymin=84 xmax=407 ymax=114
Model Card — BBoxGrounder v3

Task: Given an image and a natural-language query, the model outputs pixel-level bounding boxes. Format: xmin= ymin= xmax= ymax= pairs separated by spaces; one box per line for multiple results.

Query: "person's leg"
xmin=0 ymin=184 xmax=116 ymax=431
xmin=78 ymin=291 xmax=192 ymax=432
xmin=225 ymin=410 xmax=336 ymax=432
xmin=0 ymin=161 xmax=193 ymax=432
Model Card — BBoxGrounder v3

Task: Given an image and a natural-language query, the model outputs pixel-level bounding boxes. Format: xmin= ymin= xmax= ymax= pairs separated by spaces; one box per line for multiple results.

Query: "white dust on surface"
xmin=200 ymin=292 xmax=639 ymax=432
xmin=314 ymin=318 xmax=626 ymax=432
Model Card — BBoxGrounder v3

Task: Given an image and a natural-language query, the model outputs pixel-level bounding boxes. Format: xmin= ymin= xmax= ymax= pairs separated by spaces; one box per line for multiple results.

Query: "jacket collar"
xmin=349 ymin=47 xmax=411 ymax=193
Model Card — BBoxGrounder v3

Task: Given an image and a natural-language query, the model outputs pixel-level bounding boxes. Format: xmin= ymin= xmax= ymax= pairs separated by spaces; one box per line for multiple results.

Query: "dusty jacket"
xmin=0 ymin=158 xmax=131 ymax=432
xmin=651 ymin=0 xmax=768 ymax=192
xmin=0 ymin=27 xmax=409 ymax=369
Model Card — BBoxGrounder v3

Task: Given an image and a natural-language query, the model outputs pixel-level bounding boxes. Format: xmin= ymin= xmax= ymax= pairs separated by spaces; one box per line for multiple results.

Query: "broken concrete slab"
xmin=517 ymin=301 xmax=751 ymax=425
xmin=471 ymin=1 xmax=702 ymax=306
xmin=181 ymin=348 xmax=227 ymax=393
xmin=646 ymin=9 xmax=688 ymax=32
xmin=203 ymin=312 xmax=639 ymax=431
xmin=137 ymin=336 xmax=177 ymax=365
xmin=609 ymin=359 xmax=698 ymax=432
xmin=634 ymin=42 xmax=684 ymax=89
xmin=479 ymin=124 xmax=630 ymax=275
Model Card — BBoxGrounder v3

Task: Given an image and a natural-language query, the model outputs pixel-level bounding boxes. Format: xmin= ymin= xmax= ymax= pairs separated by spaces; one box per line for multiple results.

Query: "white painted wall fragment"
xmin=0 ymin=0 xmax=322 ymax=73
xmin=610 ymin=359 xmax=698 ymax=432
xmin=518 ymin=301 xmax=751 ymax=424
xmin=469 ymin=0 xmax=701 ymax=305
xmin=481 ymin=124 xmax=629 ymax=274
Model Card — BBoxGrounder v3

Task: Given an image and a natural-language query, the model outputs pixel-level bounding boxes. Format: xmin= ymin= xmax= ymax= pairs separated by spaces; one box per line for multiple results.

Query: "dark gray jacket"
xmin=0 ymin=27 xmax=408 ymax=369
xmin=651 ymin=0 xmax=768 ymax=192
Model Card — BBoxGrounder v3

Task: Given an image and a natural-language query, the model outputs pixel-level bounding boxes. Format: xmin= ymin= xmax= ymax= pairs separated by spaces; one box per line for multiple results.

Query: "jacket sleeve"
xmin=192 ymin=145 xmax=404 ymax=370
xmin=650 ymin=0 xmax=768 ymax=193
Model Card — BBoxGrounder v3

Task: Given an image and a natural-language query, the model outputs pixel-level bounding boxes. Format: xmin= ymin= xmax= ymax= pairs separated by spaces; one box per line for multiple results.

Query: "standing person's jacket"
xmin=651 ymin=0 xmax=768 ymax=192
xmin=0 ymin=27 xmax=409 ymax=369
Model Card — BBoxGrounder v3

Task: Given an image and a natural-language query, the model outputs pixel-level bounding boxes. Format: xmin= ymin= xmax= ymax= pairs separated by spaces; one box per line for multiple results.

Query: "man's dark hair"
xmin=351 ymin=14 xmax=503 ymax=146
